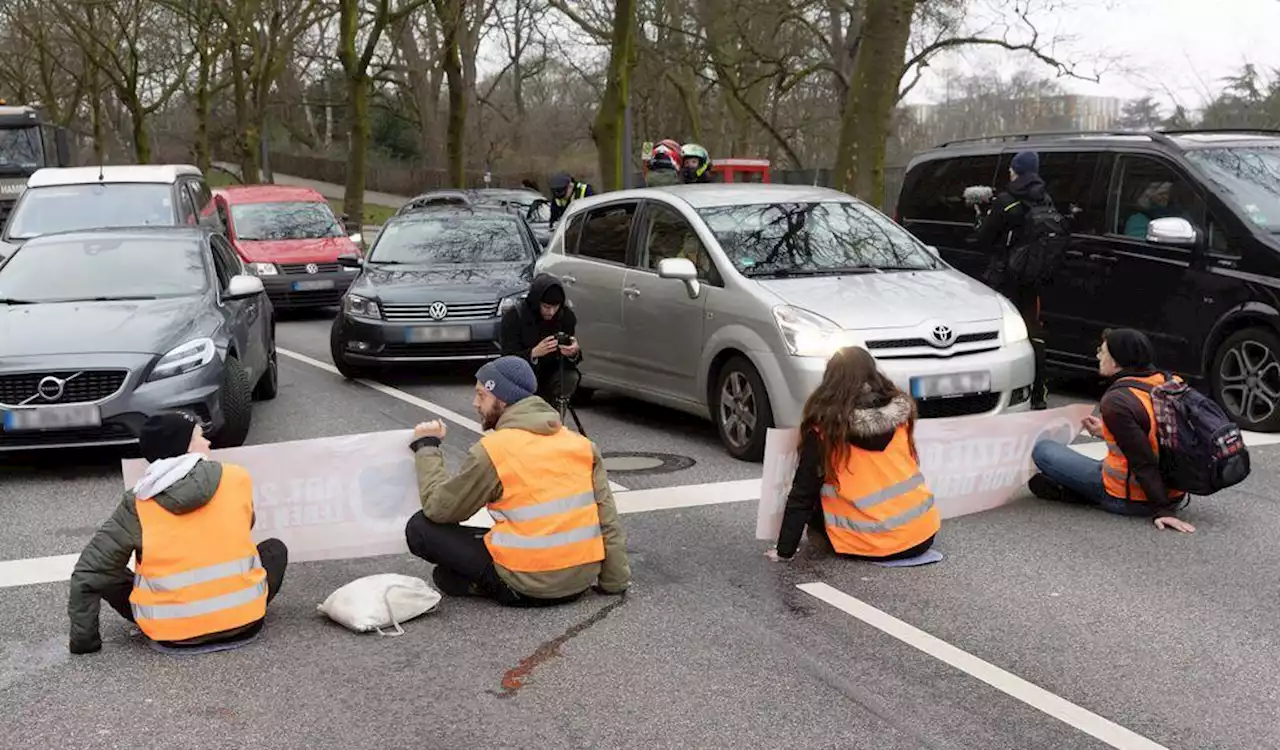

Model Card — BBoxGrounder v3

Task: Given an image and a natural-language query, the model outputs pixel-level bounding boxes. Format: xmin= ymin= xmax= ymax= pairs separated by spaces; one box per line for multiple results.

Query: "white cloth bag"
xmin=318 ymin=574 xmax=441 ymax=636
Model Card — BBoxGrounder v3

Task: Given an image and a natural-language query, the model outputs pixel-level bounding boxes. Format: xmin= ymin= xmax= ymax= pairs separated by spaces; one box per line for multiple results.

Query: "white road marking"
xmin=278 ymin=347 xmax=628 ymax=492
xmin=0 ymin=553 xmax=132 ymax=588
xmin=797 ymin=582 xmax=1169 ymax=750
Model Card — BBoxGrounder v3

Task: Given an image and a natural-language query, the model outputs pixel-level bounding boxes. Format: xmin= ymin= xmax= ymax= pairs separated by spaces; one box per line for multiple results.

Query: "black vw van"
xmin=897 ymin=130 xmax=1280 ymax=431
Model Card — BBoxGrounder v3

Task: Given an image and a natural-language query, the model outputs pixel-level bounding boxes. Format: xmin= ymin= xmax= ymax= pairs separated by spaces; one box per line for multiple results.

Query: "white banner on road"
xmin=121 ymin=430 xmax=452 ymax=564
xmin=755 ymin=404 xmax=1096 ymax=541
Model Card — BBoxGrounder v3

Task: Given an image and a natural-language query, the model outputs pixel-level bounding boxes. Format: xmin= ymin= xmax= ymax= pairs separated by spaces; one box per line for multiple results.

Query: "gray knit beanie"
xmin=476 ymin=356 xmax=538 ymax=405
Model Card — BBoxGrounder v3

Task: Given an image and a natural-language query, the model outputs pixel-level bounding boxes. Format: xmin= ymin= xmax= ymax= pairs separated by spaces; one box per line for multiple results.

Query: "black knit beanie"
xmin=1104 ymin=328 xmax=1156 ymax=369
xmin=139 ymin=412 xmax=198 ymax=462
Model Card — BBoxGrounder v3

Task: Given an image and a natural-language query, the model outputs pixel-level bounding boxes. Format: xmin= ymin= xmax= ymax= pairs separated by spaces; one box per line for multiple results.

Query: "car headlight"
xmin=147 ymin=338 xmax=217 ymax=382
xmin=772 ymin=305 xmax=861 ymax=358
xmin=499 ymin=293 xmax=526 ymax=315
xmin=999 ymin=295 xmax=1029 ymax=344
xmin=248 ymin=262 xmax=278 ymax=276
xmin=343 ymin=293 xmax=381 ymax=320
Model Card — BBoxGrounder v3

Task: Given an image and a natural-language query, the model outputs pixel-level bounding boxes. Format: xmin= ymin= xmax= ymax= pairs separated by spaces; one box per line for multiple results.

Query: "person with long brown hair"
xmin=767 ymin=347 xmax=940 ymax=562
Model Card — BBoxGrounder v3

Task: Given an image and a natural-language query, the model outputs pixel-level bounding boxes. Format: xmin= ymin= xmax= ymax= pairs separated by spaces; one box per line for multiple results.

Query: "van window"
xmin=577 ymin=203 xmax=636 ymax=265
xmin=1109 ymin=155 xmax=1207 ymax=242
xmin=561 ymin=212 xmax=584 ymax=255
xmin=642 ymin=203 xmax=720 ymax=284
xmin=899 ymin=155 xmax=999 ymax=223
xmin=176 ymin=186 xmax=198 ymax=225
xmin=1036 ymin=152 xmax=1103 ymax=234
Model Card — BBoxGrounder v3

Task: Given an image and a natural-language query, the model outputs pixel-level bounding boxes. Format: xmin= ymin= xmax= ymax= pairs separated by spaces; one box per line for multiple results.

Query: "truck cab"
xmin=0 ymin=104 xmax=72 ymax=232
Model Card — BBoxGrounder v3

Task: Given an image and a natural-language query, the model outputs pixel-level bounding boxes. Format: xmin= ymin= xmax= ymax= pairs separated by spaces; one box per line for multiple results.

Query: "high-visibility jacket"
xmin=820 ymin=426 xmax=940 ymax=557
xmin=554 ymin=182 xmax=588 ymax=207
xmin=129 ymin=463 xmax=266 ymax=642
xmin=1101 ymin=372 xmax=1183 ymax=502
xmin=481 ymin=427 xmax=605 ymax=573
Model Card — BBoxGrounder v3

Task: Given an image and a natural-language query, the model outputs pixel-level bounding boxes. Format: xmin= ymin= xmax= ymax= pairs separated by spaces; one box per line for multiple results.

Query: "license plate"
xmin=910 ymin=371 xmax=991 ymax=399
xmin=292 ymin=280 xmax=334 ymax=291
xmin=405 ymin=326 xmax=471 ymax=343
xmin=2 ymin=404 xmax=102 ymax=431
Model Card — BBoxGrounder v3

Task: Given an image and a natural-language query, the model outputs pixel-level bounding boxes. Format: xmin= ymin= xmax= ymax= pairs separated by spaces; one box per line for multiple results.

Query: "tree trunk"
xmin=343 ymin=74 xmax=370 ymax=229
xmin=593 ymin=0 xmax=638 ymax=190
xmin=229 ymin=44 xmax=260 ymax=183
xmin=193 ymin=45 xmax=213 ymax=173
xmin=832 ymin=0 xmax=915 ymax=202
xmin=436 ymin=0 xmax=467 ymax=188
xmin=129 ymin=103 xmax=151 ymax=164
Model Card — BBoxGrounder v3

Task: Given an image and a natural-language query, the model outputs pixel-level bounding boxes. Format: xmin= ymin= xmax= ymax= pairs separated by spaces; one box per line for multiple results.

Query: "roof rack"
xmin=1155 ymin=127 xmax=1280 ymax=137
xmin=936 ymin=130 xmax=1177 ymax=148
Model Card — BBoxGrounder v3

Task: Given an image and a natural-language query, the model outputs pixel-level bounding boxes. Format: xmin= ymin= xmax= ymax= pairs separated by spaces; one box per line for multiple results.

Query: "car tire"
xmin=253 ymin=343 xmax=279 ymax=401
xmin=714 ymin=356 xmax=774 ymax=462
xmin=212 ymin=355 xmax=253 ymax=448
xmin=1211 ymin=327 xmax=1280 ymax=432
xmin=330 ymin=320 xmax=376 ymax=380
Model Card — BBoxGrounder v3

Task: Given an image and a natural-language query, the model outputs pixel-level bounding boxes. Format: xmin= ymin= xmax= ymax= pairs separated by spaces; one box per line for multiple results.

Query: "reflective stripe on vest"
xmin=129 ymin=463 xmax=266 ymax=642
xmin=1100 ymin=373 xmax=1182 ymax=503
xmin=481 ymin=426 xmax=605 ymax=574
xmin=820 ymin=427 xmax=940 ymax=557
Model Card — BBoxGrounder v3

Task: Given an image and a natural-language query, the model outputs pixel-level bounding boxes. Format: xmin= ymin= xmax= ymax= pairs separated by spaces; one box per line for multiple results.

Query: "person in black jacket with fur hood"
xmin=499 ymin=273 xmax=582 ymax=402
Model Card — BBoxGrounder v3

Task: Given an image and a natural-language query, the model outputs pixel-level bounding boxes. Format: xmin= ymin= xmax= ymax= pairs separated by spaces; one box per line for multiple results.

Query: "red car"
xmin=212 ymin=185 xmax=362 ymax=309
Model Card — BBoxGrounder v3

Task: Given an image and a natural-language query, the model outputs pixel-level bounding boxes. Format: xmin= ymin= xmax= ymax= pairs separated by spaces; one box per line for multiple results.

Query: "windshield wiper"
xmin=744 ymin=266 xmax=883 ymax=278
xmin=55 ymin=296 xmax=160 ymax=303
xmin=0 ymin=297 xmax=36 ymax=305
xmin=367 ymin=260 xmax=405 ymax=265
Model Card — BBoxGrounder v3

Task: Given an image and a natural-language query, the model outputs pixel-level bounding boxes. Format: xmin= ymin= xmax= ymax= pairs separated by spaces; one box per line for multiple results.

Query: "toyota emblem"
xmin=428 ymin=302 xmax=448 ymax=320
xmin=305 ymin=263 xmax=319 ymax=275
xmin=930 ymin=324 xmax=955 ymax=348
xmin=36 ymin=376 xmax=66 ymax=402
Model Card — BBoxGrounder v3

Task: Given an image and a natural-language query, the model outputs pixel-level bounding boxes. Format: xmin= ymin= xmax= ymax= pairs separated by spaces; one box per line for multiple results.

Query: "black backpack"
xmin=1007 ymin=198 xmax=1069 ymax=288
xmin=1119 ymin=374 xmax=1251 ymax=496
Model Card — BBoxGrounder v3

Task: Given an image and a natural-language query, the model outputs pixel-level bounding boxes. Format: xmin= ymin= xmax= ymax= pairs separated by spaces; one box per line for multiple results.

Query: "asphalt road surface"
xmin=1 ymin=311 xmax=1276 ymax=750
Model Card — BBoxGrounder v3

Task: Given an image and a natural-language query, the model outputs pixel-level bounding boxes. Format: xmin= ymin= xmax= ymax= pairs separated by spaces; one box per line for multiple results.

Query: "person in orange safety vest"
xmin=67 ymin=412 xmax=288 ymax=654
xmin=767 ymin=346 xmax=940 ymax=562
xmin=405 ymin=355 xmax=630 ymax=606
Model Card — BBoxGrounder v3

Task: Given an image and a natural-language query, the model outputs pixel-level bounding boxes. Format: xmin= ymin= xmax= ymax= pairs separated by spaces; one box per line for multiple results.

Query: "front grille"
xmin=0 ymin=422 xmax=136 ymax=449
xmin=382 ymin=301 xmax=499 ymax=322
xmin=866 ymin=331 xmax=999 ymax=350
xmin=380 ymin=342 xmax=500 ymax=359
xmin=280 ymin=262 xmax=342 ymax=275
xmin=916 ymin=392 xmax=1000 ymax=418
xmin=267 ymin=288 xmax=347 ymax=308
xmin=0 ymin=370 xmax=129 ymax=406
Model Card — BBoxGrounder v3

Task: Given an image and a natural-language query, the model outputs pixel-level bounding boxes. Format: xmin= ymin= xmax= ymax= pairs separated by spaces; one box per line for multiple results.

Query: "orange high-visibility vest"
xmin=129 ymin=463 xmax=266 ymax=642
xmin=1101 ymin=373 xmax=1184 ymax=502
xmin=820 ymin=426 xmax=940 ymax=557
xmin=481 ymin=427 xmax=604 ymax=573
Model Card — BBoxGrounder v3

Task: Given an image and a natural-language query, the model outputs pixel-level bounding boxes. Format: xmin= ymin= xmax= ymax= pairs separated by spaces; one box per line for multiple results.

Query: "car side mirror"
xmin=337 ymin=253 xmax=364 ymax=268
xmin=657 ymin=257 xmax=701 ymax=299
xmin=1146 ymin=217 xmax=1197 ymax=247
xmin=226 ymin=274 xmax=264 ymax=299
xmin=348 ymin=232 xmax=363 ymax=245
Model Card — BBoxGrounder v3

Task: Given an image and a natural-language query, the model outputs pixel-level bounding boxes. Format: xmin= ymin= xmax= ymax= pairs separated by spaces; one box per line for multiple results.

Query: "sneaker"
xmin=1031 ymin=385 xmax=1049 ymax=411
xmin=432 ymin=566 xmax=479 ymax=597
xmin=1027 ymin=473 xmax=1065 ymax=502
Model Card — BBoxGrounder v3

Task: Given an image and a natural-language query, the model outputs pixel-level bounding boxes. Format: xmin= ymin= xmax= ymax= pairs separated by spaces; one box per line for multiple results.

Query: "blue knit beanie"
xmin=1011 ymin=151 xmax=1040 ymax=176
xmin=476 ymin=356 xmax=538 ymax=405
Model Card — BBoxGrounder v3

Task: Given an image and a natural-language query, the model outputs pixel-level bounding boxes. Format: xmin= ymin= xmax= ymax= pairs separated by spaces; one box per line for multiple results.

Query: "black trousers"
xmin=806 ymin=505 xmax=936 ymax=561
xmin=102 ymin=538 xmax=288 ymax=644
xmin=1007 ymin=284 xmax=1048 ymax=404
xmin=404 ymin=512 xmax=584 ymax=608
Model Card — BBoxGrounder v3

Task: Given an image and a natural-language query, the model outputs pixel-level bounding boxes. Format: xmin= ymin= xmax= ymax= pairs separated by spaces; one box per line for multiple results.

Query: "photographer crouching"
xmin=499 ymin=274 xmax=582 ymax=405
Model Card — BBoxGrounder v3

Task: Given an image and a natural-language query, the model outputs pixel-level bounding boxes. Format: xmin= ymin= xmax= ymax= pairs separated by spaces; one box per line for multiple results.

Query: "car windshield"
xmin=368 ymin=215 xmax=530 ymax=264
xmin=1187 ymin=146 xmax=1280 ymax=232
xmin=6 ymin=183 xmax=175 ymax=240
xmin=697 ymin=201 xmax=941 ymax=276
xmin=0 ymin=126 xmax=41 ymax=173
xmin=0 ymin=236 xmax=209 ymax=303
xmin=230 ymin=201 xmax=343 ymax=241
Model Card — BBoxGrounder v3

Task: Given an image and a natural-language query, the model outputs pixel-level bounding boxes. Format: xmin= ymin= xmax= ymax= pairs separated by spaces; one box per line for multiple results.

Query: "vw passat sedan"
xmin=535 ymin=184 xmax=1035 ymax=461
xmin=330 ymin=205 xmax=538 ymax=377
xmin=0 ymin=228 xmax=276 ymax=451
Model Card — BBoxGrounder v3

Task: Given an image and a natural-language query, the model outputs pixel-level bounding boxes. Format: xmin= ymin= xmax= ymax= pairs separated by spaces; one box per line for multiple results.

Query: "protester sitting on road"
xmin=67 ymin=413 xmax=288 ymax=654
xmin=646 ymin=140 xmax=683 ymax=187
xmin=1029 ymin=328 xmax=1194 ymax=533
xmin=404 ymin=356 xmax=630 ymax=606
xmin=548 ymin=172 xmax=594 ymax=229
xmin=767 ymin=346 xmax=940 ymax=562
xmin=500 ymin=273 xmax=582 ymax=404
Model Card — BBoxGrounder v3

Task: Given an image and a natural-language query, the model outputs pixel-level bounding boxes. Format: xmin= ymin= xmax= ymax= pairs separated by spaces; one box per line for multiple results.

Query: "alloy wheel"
xmin=1219 ymin=338 xmax=1280 ymax=425
xmin=719 ymin=371 xmax=758 ymax=450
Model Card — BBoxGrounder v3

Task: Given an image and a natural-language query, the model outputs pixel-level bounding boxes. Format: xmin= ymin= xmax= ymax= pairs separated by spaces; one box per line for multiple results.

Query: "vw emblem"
xmin=930 ymin=324 xmax=955 ymax=348
xmin=427 ymin=302 xmax=448 ymax=320
xmin=305 ymin=263 xmax=319 ymax=275
xmin=36 ymin=376 xmax=65 ymax=402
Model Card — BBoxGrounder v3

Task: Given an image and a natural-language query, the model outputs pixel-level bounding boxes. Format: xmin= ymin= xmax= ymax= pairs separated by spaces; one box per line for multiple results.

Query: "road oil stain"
xmin=493 ymin=596 xmax=627 ymax=699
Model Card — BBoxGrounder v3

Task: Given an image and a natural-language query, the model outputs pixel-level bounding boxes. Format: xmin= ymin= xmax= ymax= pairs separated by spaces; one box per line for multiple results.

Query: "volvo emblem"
xmin=36 ymin=376 xmax=66 ymax=402
xmin=427 ymin=302 xmax=448 ymax=320
xmin=305 ymin=263 xmax=319 ymax=275
xmin=930 ymin=324 xmax=955 ymax=348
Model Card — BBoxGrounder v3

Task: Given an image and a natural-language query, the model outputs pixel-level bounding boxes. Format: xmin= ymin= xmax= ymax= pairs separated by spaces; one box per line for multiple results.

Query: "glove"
xmin=69 ymin=635 xmax=102 ymax=655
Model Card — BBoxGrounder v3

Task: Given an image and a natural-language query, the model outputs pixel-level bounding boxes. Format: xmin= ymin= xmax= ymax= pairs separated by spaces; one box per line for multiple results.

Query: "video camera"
xmin=963 ymin=185 xmax=995 ymax=228
xmin=555 ymin=331 xmax=573 ymax=347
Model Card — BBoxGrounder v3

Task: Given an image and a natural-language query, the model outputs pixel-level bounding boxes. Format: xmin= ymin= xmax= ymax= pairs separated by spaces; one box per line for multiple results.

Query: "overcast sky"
xmin=907 ymin=0 xmax=1280 ymax=110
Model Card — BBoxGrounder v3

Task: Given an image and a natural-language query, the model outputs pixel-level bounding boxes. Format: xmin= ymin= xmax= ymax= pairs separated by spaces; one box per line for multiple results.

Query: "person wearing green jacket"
xmin=405 ymin=356 xmax=630 ymax=606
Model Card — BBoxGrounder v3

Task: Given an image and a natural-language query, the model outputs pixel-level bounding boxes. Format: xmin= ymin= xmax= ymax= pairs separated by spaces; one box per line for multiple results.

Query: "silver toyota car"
xmin=535 ymin=184 xmax=1034 ymax=461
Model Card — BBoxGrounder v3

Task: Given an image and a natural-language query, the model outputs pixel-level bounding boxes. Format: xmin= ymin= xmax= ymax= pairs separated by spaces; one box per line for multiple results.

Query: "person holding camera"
xmin=500 ymin=274 xmax=582 ymax=403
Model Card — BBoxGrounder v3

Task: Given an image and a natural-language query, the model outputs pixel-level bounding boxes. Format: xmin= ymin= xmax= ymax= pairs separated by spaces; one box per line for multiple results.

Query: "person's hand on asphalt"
xmin=1154 ymin=516 xmax=1196 ymax=533
xmin=532 ymin=336 xmax=559 ymax=358
xmin=1081 ymin=415 xmax=1104 ymax=438
xmin=413 ymin=420 xmax=446 ymax=440
xmin=764 ymin=547 xmax=791 ymax=562
xmin=559 ymin=337 xmax=580 ymax=358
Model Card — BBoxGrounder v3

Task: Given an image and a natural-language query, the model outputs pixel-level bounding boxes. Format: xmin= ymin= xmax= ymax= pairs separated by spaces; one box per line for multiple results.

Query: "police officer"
xmin=548 ymin=172 xmax=594 ymax=229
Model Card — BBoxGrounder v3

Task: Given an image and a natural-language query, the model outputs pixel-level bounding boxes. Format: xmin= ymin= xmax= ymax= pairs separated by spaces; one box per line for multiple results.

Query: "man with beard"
xmin=499 ymin=273 xmax=581 ymax=403
xmin=403 ymin=356 xmax=630 ymax=606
